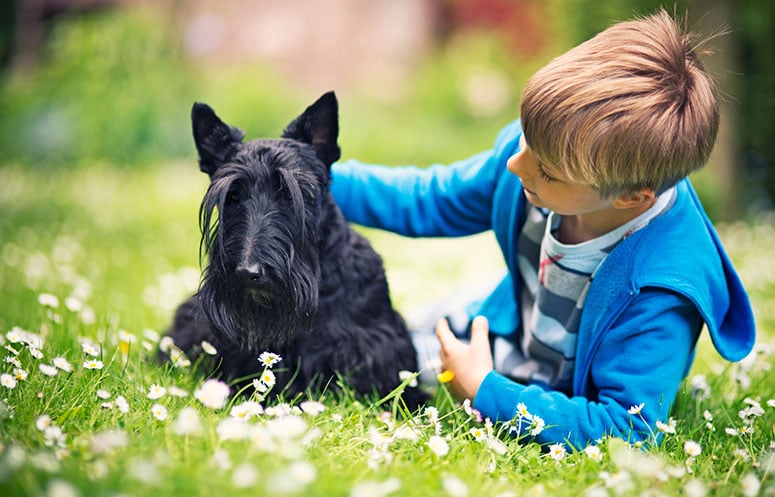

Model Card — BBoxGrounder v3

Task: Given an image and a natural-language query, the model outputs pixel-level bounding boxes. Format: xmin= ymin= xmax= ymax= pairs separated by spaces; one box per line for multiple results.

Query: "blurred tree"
xmin=0 ymin=7 xmax=196 ymax=166
xmin=437 ymin=0 xmax=549 ymax=57
xmin=733 ymin=0 xmax=775 ymax=215
xmin=0 ymin=1 xmax=13 ymax=67
xmin=2 ymin=0 xmax=119 ymax=72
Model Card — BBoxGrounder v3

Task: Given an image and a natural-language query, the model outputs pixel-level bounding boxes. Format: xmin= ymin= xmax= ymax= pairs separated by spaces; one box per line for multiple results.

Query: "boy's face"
xmin=507 ymin=135 xmax=612 ymax=216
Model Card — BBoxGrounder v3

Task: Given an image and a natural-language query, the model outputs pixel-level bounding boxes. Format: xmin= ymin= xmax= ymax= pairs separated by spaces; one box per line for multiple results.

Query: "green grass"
xmin=0 ymin=164 xmax=773 ymax=497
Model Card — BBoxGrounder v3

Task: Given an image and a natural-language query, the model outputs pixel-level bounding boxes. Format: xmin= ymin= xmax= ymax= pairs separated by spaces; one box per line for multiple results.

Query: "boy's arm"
xmin=329 ymin=153 xmax=498 ymax=237
xmin=329 ymin=119 xmax=523 ymax=237
xmin=472 ymin=290 xmax=702 ymax=449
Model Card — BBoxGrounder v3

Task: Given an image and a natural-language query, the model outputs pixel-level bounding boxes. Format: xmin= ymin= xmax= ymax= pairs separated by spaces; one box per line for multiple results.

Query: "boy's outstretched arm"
xmin=436 ymin=316 xmax=494 ymax=400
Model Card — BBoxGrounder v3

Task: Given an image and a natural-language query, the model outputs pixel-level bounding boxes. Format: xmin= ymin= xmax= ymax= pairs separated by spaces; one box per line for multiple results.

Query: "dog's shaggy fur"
xmin=165 ymin=92 xmax=424 ymax=407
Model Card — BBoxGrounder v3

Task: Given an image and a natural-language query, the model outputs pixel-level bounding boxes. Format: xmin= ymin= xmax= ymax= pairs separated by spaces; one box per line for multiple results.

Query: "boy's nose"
xmin=506 ymin=150 xmax=527 ymax=178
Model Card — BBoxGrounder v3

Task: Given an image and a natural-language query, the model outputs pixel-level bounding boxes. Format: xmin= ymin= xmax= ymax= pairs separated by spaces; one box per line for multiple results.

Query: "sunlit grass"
xmin=0 ymin=164 xmax=773 ymax=497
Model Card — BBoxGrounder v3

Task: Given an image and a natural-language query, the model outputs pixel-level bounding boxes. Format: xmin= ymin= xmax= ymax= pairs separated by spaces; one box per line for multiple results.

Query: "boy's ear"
xmin=282 ymin=91 xmax=341 ymax=167
xmin=612 ymin=188 xmax=657 ymax=209
xmin=191 ymin=103 xmax=245 ymax=176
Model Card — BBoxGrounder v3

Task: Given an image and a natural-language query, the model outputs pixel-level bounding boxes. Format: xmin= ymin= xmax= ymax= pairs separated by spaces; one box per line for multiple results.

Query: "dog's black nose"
xmin=236 ymin=263 xmax=265 ymax=286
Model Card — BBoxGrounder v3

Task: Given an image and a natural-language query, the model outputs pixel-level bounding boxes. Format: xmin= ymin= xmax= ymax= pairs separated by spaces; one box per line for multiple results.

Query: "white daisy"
xmin=201 ymin=341 xmax=218 ymax=355
xmin=211 ymin=448 xmax=232 ymax=471
xmin=656 ymin=418 xmax=676 ymax=434
xmin=1 ymin=373 xmax=17 ymax=389
xmin=82 ymin=359 xmax=104 ymax=370
xmin=547 ymin=443 xmax=566 ymax=461
xmin=52 ymin=357 xmax=72 ymax=372
xmin=683 ymin=440 xmax=702 ymax=457
xmin=36 ymin=415 xmax=52 ymax=431
xmin=65 ymin=296 xmax=83 ymax=312
xmin=194 ymin=379 xmax=230 ymax=409
xmin=168 ymin=386 xmax=189 ymax=398
xmin=43 ymin=426 xmax=66 ymax=448
xmin=115 ymin=396 xmax=129 ymax=414
xmin=39 ymin=364 xmax=58 ymax=376
xmin=584 ymin=444 xmax=603 ymax=461
xmin=147 ymin=384 xmax=166 ymax=400
xmin=258 ymin=351 xmax=282 ymax=368
xmin=231 ymin=462 xmax=258 ymax=488
xmin=487 ymin=436 xmax=508 ymax=456
xmin=151 ymin=404 xmax=168 ymax=421
xmin=442 ymin=476 xmax=468 ymax=497
xmin=172 ymin=407 xmax=203 ymax=435
xmin=37 ymin=293 xmax=60 ymax=308
xmin=90 ymin=429 xmax=128 ymax=455
xmin=143 ymin=328 xmax=161 ymax=343
xmin=230 ymin=401 xmax=264 ymax=420
xmin=529 ymin=415 xmax=545 ymax=436
xmin=254 ymin=370 xmax=276 ymax=393
xmin=398 ymin=370 xmax=418 ymax=387
xmin=469 ymin=427 xmax=486 ymax=442
xmin=81 ymin=342 xmax=100 ymax=357
xmin=299 ymin=400 xmax=326 ymax=416
xmin=741 ymin=473 xmax=760 ymax=497
xmin=516 ymin=402 xmax=532 ymax=418
xmin=427 ymin=435 xmax=449 ymax=457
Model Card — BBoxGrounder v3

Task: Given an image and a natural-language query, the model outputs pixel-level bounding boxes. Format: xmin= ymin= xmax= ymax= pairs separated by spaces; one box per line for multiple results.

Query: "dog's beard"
xmin=200 ymin=264 xmax=320 ymax=353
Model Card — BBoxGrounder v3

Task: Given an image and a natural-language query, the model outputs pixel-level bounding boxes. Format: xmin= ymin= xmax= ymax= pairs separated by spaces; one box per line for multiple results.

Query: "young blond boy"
xmin=330 ymin=10 xmax=755 ymax=448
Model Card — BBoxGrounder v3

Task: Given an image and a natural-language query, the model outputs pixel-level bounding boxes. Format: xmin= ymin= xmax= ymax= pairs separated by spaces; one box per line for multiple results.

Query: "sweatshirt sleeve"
xmin=329 ymin=120 xmax=523 ymax=237
xmin=473 ymin=290 xmax=702 ymax=449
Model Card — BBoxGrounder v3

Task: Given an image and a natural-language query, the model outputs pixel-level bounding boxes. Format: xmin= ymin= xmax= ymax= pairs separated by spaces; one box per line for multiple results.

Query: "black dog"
xmin=165 ymin=92 xmax=424 ymax=408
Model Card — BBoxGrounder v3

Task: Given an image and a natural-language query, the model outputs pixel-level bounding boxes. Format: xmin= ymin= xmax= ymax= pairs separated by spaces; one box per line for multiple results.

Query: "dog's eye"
xmin=225 ymin=190 xmax=240 ymax=205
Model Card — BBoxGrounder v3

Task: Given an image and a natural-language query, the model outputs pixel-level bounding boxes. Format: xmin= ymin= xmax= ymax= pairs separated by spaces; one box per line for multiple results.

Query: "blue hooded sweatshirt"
xmin=330 ymin=119 xmax=756 ymax=449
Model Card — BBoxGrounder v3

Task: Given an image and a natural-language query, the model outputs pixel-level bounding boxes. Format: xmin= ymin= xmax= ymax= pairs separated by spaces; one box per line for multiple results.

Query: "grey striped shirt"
xmin=493 ymin=187 xmax=676 ymax=394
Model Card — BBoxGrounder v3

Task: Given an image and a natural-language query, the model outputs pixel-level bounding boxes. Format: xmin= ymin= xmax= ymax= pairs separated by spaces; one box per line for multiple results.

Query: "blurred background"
xmin=0 ymin=0 xmax=773 ymax=221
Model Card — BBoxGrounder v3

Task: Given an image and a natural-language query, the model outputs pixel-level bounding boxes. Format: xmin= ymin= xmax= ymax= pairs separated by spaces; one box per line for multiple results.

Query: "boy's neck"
xmin=556 ymin=200 xmax=656 ymax=244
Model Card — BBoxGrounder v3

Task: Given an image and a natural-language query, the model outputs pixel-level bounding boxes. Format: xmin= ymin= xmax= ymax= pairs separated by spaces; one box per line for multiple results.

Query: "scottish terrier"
xmin=164 ymin=92 xmax=424 ymax=408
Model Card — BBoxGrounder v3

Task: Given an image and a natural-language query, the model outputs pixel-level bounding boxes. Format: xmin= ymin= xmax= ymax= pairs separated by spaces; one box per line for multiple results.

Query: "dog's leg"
xmin=164 ymin=294 xmax=216 ymax=362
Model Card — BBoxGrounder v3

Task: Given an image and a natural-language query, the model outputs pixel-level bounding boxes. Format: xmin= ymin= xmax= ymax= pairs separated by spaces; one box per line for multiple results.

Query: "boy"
xmin=330 ymin=10 xmax=755 ymax=449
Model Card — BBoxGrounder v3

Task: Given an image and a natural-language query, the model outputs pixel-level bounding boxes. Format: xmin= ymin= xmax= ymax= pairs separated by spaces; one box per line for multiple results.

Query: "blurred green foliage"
xmin=340 ymin=32 xmax=542 ymax=166
xmin=0 ymin=5 xmax=535 ymax=170
xmin=733 ymin=0 xmax=775 ymax=213
xmin=550 ymin=0 xmax=681 ymax=42
xmin=0 ymin=9 xmax=195 ymax=165
xmin=0 ymin=2 xmax=12 ymax=67
xmin=0 ymin=2 xmax=772 ymax=220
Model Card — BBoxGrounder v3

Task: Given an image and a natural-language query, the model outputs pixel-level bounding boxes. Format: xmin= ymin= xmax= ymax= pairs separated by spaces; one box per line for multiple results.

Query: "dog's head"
xmin=191 ymin=92 xmax=341 ymax=351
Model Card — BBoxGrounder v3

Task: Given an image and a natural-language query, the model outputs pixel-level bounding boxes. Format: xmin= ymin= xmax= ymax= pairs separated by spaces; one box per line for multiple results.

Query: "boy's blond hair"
xmin=520 ymin=10 xmax=719 ymax=197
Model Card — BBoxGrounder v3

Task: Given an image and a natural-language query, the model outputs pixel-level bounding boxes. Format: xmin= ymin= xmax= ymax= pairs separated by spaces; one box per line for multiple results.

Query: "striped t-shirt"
xmin=492 ymin=187 xmax=677 ymax=394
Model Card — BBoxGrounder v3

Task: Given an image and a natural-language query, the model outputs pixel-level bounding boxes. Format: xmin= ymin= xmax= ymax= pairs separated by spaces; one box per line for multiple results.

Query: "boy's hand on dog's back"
xmin=436 ymin=315 xmax=493 ymax=401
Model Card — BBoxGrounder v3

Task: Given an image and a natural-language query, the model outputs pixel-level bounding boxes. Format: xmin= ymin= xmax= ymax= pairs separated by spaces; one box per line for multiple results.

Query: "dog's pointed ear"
xmin=282 ymin=91 xmax=341 ymax=167
xmin=191 ymin=103 xmax=245 ymax=176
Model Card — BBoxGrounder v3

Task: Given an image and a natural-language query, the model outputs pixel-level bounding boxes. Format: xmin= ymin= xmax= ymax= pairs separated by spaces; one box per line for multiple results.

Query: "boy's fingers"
xmin=470 ymin=315 xmax=490 ymax=346
xmin=435 ymin=317 xmax=455 ymax=346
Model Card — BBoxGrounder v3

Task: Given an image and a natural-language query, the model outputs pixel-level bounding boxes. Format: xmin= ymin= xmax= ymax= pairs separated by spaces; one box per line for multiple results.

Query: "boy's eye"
xmin=538 ymin=164 xmax=557 ymax=183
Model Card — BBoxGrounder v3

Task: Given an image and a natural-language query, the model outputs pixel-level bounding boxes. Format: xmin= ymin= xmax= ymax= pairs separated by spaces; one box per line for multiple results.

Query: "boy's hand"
xmin=435 ymin=315 xmax=494 ymax=401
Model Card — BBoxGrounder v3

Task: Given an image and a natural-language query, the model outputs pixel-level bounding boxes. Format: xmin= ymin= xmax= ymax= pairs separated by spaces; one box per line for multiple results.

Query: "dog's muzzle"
xmin=236 ymin=263 xmax=267 ymax=287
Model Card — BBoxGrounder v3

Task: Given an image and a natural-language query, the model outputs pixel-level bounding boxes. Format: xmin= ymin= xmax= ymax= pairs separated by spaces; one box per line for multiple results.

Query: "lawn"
xmin=0 ymin=163 xmax=772 ymax=497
